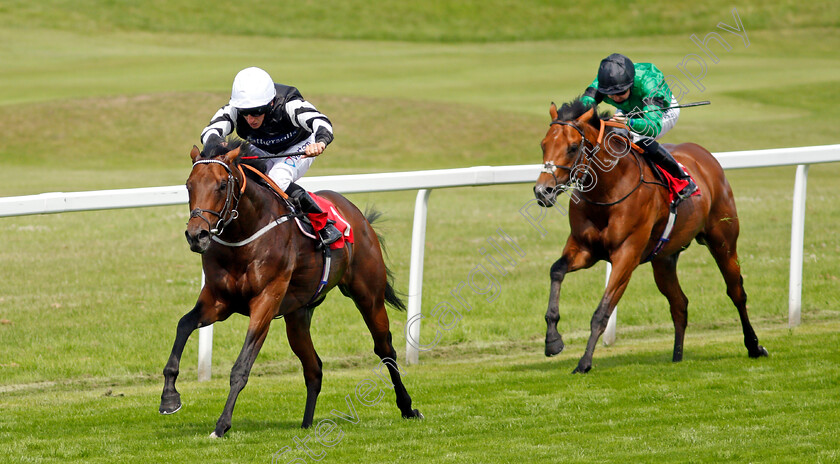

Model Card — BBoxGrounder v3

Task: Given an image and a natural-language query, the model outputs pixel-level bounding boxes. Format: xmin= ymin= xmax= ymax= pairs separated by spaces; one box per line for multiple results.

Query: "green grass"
xmin=2 ymin=0 xmax=838 ymax=42
xmin=2 ymin=323 xmax=838 ymax=463
xmin=1 ymin=2 xmax=839 ymax=463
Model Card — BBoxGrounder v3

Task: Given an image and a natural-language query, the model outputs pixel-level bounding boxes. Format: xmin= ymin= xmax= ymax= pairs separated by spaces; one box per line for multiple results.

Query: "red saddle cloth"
xmin=656 ymin=163 xmax=701 ymax=204
xmin=302 ymin=192 xmax=354 ymax=250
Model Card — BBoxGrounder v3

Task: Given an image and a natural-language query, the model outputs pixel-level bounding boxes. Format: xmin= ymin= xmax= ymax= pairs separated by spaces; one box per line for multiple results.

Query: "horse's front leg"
xmin=573 ymin=243 xmax=642 ymax=374
xmin=211 ymin=289 xmax=284 ymax=438
xmin=545 ymin=236 xmax=595 ymax=357
xmin=160 ymin=290 xmax=224 ymax=414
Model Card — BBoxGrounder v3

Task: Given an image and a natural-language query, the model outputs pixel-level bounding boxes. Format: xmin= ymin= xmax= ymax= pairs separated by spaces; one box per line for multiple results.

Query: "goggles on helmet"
xmin=238 ymin=104 xmax=272 ymax=118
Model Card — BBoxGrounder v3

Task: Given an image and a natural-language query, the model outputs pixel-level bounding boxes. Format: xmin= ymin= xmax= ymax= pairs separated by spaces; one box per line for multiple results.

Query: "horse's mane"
xmin=555 ymin=96 xmax=612 ymax=129
xmin=200 ymin=137 xmax=247 ymax=159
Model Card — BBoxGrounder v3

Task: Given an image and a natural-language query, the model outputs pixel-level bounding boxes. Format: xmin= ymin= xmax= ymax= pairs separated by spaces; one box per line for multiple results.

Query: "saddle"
xmin=290 ymin=192 xmax=354 ymax=251
xmin=241 ymin=164 xmax=353 ymax=250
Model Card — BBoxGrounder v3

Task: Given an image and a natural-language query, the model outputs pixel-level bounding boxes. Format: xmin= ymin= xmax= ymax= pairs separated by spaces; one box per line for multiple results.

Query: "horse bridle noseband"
xmin=189 ymin=159 xmax=245 ymax=236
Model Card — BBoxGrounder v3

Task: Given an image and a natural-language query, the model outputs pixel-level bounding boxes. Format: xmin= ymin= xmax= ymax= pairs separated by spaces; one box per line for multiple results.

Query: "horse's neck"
xmin=584 ymin=136 xmax=643 ymax=201
xmin=228 ymin=181 xmax=291 ymax=238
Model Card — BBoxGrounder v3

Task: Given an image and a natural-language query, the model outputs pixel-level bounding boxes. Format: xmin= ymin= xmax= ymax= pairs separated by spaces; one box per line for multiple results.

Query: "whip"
xmin=629 ymin=101 xmax=710 ymax=115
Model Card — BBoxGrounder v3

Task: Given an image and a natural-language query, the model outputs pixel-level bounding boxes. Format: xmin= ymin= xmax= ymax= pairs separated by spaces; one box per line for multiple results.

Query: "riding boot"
xmin=641 ymin=139 xmax=698 ymax=199
xmin=288 ymin=187 xmax=342 ymax=246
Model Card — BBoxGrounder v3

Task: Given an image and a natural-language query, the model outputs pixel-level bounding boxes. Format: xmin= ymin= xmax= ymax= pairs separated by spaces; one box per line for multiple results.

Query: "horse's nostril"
xmin=197 ymin=229 xmax=210 ymax=240
xmin=535 ymin=185 xmax=555 ymax=199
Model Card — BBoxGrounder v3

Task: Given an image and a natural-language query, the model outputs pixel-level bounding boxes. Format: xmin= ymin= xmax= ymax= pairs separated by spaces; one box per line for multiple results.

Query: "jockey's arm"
xmin=284 ymin=98 xmax=334 ymax=148
xmin=580 ymin=77 xmax=603 ymax=107
xmin=200 ymin=105 xmax=235 ymax=146
xmin=626 ymin=102 xmax=664 ymax=139
xmin=625 ymin=70 xmax=671 ymax=138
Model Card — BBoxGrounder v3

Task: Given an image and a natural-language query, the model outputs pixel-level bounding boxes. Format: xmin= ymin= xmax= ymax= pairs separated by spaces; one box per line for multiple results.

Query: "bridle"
xmin=188 ymin=159 xmax=246 ymax=236
xmin=541 ymin=120 xmax=596 ymax=193
xmin=540 ymin=119 xmax=647 ymax=207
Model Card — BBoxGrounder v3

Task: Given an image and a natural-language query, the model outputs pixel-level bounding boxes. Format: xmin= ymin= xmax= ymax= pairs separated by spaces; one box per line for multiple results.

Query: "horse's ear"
xmin=576 ymin=107 xmax=595 ymax=124
xmin=549 ymin=102 xmax=558 ymax=120
xmin=190 ymin=145 xmax=201 ymax=162
xmin=224 ymin=146 xmax=241 ymax=164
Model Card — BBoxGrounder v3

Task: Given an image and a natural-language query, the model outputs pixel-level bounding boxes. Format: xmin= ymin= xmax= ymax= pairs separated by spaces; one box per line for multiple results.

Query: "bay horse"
xmin=533 ymin=98 xmax=768 ymax=374
xmin=160 ymin=140 xmax=421 ymax=437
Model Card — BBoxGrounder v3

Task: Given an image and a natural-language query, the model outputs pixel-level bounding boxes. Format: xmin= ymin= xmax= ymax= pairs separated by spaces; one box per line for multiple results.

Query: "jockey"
xmin=581 ymin=53 xmax=698 ymax=198
xmin=200 ymin=67 xmax=342 ymax=245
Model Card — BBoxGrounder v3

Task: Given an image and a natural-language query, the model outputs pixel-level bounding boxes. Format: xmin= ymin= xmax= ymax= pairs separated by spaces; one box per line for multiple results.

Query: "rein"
xmin=543 ymin=119 xmax=647 ymax=207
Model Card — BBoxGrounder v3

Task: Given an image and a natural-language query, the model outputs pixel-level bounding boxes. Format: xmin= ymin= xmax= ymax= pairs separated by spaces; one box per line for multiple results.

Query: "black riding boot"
xmin=639 ymin=139 xmax=698 ymax=199
xmin=287 ymin=184 xmax=342 ymax=246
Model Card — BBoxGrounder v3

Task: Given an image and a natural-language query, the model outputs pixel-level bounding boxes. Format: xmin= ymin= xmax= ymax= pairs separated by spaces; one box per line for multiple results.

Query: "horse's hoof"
xmin=749 ymin=345 xmax=769 ymax=358
xmin=402 ymin=409 xmax=423 ymax=420
xmin=545 ymin=337 xmax=565 ymax=357
xmin=209 ymin=431 xmax=220 ymax=439
xmin=159 ymin=394 xmax=182 ymax=415
xmin=572 ymin=363 xmax=591 ymax=374
xmin=159 ymin=403 xmax=182 ymax=415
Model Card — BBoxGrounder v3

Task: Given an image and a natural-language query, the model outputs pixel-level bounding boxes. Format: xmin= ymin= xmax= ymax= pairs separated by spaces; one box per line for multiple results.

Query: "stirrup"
xmin=318 ymin=220 xmax=342 ymax=246
xmin=677 ymin=180 xmax=699 ymax=200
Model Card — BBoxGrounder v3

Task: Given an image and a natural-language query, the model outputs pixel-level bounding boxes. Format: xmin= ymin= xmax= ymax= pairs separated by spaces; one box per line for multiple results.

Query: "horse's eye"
xmin=219 ymin=181 xmax=227 ymax=192
xmin=568 ymin=144 xmax=579 ymax=154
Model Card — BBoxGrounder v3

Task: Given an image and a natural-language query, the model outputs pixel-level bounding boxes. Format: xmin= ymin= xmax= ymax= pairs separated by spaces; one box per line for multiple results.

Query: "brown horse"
xmin=533 ymin=98 xmax=768 ymax=373
xmin=160 ymin=140 xmax=421 ymax=437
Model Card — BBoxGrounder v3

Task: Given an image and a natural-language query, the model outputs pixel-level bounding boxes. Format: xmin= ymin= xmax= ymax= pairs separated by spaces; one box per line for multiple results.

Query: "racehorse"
xmin=160 ymin=140 xmax=422 ymax=437
xmin=533 ymin=98 xmax=768 ymax=373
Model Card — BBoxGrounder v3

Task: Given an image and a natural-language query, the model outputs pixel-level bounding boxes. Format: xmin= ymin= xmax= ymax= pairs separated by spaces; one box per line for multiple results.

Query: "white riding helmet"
xmin=229 ymin=67 xmax=276 ymax=109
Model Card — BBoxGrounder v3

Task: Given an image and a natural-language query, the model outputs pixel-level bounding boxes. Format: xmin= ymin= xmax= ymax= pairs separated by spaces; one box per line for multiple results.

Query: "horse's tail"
xmin=365 ymin=207 xmax=407 ymax=312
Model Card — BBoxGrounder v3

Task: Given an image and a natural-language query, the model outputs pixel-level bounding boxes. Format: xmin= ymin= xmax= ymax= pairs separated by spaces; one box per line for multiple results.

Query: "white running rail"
xmin=2 ymin=144 xmax=838 ymax=375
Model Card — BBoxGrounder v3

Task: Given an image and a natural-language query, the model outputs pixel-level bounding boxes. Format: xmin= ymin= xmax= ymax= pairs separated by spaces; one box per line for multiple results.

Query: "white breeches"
xmin=265 ymin=133 xmax=318 ymax=191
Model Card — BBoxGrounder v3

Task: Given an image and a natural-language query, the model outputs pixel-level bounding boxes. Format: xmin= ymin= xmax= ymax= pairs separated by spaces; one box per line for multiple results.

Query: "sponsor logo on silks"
xmin=249 ymin=132 xmax=296 ymax=147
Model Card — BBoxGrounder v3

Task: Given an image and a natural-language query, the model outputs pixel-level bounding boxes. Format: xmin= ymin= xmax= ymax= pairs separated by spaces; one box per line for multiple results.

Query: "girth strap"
xmin=306 ymin=247 xmax=332 ymax=307
xmin=642 ymin=204 xmax=678 ymax=263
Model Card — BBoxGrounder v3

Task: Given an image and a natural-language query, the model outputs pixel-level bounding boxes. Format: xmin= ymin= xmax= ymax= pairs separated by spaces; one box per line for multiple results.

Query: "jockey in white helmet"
xmin=200 ymin=67 xmax=341 ymax=245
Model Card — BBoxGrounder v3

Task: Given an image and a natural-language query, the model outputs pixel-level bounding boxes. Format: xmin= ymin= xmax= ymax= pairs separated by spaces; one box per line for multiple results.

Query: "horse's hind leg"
xmin=651 ymin=253 xmax=689 ymax=362
xmin=705 ymin=222 xmax=768 ymax=358
xmin=160 ymin=291 xmax=225 ymax=414
xmin=342 ymin=276 xmax=421 ymax=420
xmin=284 ymin=307 xmax=323 ymax=429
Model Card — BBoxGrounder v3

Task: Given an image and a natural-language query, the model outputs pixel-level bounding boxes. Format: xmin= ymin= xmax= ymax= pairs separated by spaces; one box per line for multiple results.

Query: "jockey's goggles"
xmin=238 ymin=104 xmax=272 ymax=117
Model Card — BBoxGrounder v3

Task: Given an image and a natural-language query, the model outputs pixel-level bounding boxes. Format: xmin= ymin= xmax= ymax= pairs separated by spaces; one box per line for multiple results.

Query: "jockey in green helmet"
xmin=581 ymin=53 xmax=698 ymax=199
